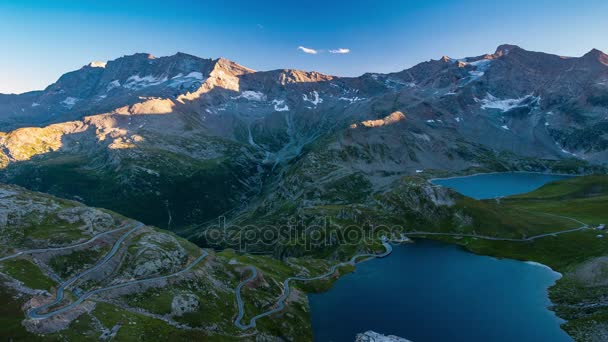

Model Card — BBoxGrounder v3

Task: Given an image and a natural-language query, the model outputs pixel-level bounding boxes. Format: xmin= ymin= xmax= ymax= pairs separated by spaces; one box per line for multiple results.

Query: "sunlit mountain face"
xmin=0 ymin=44 xmax=607 ymax=231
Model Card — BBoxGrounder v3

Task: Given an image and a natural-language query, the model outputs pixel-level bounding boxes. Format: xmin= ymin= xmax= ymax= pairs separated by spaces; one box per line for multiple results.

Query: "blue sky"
xmin=1 ymin=0 xmax=607 ymax=94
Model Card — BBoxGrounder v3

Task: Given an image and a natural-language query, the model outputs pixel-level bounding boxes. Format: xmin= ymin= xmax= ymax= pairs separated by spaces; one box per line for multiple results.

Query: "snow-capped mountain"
xmin=0 ymin=44 xmax=606 ymax=231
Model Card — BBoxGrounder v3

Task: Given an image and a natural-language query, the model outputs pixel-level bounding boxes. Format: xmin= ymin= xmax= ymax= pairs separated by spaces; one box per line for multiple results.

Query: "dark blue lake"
xmin=431 ymin=172 xmax=572 ymax=199
xmin=309 ymin=172 xmax=573 ymax=341
xmin=309 ymin=240 xmax=570 ymax=342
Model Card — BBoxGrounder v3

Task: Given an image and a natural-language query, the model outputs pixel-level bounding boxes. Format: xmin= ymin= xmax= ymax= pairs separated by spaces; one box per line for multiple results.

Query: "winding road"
xmin=27 ymin=223 xmax=144 ymax=319
xmin=0 ymin=224 xmax=133 ymax=262
xmin=24 ymin=221 xmax=210 ymax=320
xmin=234 ymin=239 xmax=393 ymax=330
xmin=401 ymin=225 xmax=589 ymax=242
xmin=0 ymin=219 xmax=210 ymax=320
xmin=28 ymin=249 xmax=209 ymax=319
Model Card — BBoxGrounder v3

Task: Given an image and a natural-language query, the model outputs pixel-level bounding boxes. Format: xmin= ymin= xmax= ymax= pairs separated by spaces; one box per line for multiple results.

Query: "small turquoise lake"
xmin=309 ymin=172 xmax=573 ymax=341
xmin=431 ymin=172 xmax=572 ymax=199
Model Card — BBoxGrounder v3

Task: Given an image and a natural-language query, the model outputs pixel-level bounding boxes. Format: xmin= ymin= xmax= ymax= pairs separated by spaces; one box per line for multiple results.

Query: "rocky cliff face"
xmin=0 ymin=45 xmax=606 ymax=232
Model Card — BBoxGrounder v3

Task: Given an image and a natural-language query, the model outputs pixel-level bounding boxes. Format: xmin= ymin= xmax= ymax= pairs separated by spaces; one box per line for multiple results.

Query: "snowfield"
xmin=124 ymin=74 xmax=169 ymax=90
xmin=167 ymin=72 xmax=205 ymax=88
xmin=479 ymin=93 xmax=539 ymax=112
xmin=234 ymin=91 xmax=266 ymax=101
xmin=61 ymin=97 xmax=79 ymax=109
xmin=106 ymin=80 xmax=121 ymax=91
xmin=461 ymin=58 xmax=492 ymax=82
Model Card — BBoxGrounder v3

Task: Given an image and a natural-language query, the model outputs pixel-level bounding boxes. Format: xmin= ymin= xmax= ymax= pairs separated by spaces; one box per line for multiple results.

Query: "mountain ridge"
xmin=0 ymin=43 xmax=606 ymax=232
xmin=4 ymin=44 xmax=607 ymax=95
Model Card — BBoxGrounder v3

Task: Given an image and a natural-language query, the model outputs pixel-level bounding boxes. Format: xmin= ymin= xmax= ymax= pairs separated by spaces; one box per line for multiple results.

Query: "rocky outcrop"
xmin=57 ymin=207 xmax=115 ymax=234
xmin=130 ymin=233 xmax=188 ymax=277
xmin=357 ymin=111 xmax=406 ymax=128
xmin=171 ymin=293 xmax=199 ymax=316
xmin=355 ymin=330 xmax=413 ymax=342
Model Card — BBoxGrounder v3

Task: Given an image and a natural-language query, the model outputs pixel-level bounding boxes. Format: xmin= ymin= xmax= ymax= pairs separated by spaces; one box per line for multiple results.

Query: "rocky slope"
xmin=0 ymin=183 xmax=335 ymax=340
xmin=356 ymin=331 xmax=412 ymax=342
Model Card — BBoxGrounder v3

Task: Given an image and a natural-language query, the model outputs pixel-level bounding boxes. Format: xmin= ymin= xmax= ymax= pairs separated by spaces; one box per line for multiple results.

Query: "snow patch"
xmin=468 ymin=59 xmax=493 ymax=68
xmin=561 ymin=148 xmax=575 ymax=156
xmin=303 ymin=91 xmax=323 ymax=106
xmin=479 ymin=93 xmax=539 ymax=112
xmin=167 ymin=72 xmax=205 ymax=88
xmin=455 ymin=117 xmax=463 ymax=123
xmin=555 ymin=141 xmax=577 ymax=157
xmin=596 ymin=79 xmax=608 ymax=86
xmin=183 ymin=72 xmax=203 ymax=80
xmin=385 ymin=78 xmax=415 ymax=89
xmin=462 ymin=59 xmax=492 ymax=82
xmin=61 ymin=97 xmax=79 ymax=109
xmin=338 ymin=96 xmax=365 ymax=103
xmin=31 ymin=102 xmax=40 ymax=107
xmin=124 ymin=74 xmax=168 ymax=90
xmin=468 ymin=70 xmax=485 ymax=78
xmin=107 ymin=80 xmax=121 ymax=91
xmin=501 ymin=125 xmax=510 ymax=130
xmin=234 ymin=91 xmax=266 ymax=101
xmin=272 ymin=99 xmax=289 ymax=112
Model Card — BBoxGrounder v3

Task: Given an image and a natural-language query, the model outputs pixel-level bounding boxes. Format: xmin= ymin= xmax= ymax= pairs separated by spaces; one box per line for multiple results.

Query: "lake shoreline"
xmin=427 ymin=170 xmax=580 ymax=183
xmin=309 ymin=239 xmax=572 ymax=342
xmin=309 ymin=172 xmax=585 ymax=341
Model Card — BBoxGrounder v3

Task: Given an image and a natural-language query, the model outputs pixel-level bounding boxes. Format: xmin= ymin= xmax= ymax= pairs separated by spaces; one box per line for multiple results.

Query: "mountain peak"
xmin=494 ymin=44 xmax=520 ymax=56
xmin=581 ymin=48 xmax=608 ymax=66
xmin=173 ymin=51 xmax=198 ymax=58
xmin=586 ymin=48 xmax=604 ymax=54
xmin=87 ymin=61 xmax=107 ymax=68
xmin=213 ymin=57 xmax=255 ymax=73
xmin=119 ymin=52 xmax=156 ymax=61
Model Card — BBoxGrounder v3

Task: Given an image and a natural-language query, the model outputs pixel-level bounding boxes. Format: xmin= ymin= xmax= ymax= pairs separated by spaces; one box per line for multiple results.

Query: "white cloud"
xmin=298 ymin=46 xmax=318 ymax=55
xmin=329 ymin=48 xmax=350 ymax=54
